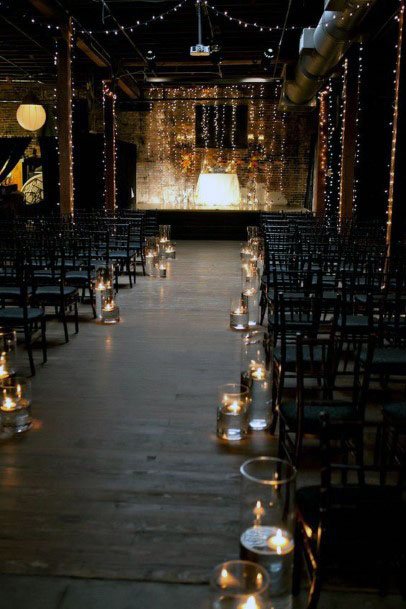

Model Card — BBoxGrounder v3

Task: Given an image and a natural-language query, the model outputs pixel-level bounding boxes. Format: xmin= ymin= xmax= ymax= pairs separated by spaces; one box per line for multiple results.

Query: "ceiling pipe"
xmin=282 ymin=0 xmax=376 ymax=107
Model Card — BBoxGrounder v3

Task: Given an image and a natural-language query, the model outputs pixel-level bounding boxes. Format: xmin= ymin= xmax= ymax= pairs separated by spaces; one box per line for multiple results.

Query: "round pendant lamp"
xmin=16 ymin=93 xmax=46 ymax=132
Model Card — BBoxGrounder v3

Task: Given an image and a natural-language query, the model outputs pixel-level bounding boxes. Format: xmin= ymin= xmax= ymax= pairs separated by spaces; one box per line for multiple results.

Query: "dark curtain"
xmin=117 ymin=140 xmax=137 ymax=210
xmin=38 ymin=136 xmax=59 ymax=212
xmin=73 ymin=133 xmax=104 ymax=211
xmin=0 ymin=137 xmax=31 ymax=183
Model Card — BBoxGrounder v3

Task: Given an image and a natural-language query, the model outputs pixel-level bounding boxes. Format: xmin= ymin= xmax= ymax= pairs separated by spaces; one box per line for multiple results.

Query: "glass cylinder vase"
xmin=230 ymin=294 xmax=249 ymax=331
xmin=0 ymin=376 xmax=32 ymax=433
xmin=242 ymin=277 xmax=259 ymax=328
xmin=241 ymin=330 xmax=271 ymax=431
xmin=217 ymin=383 xmax=250 ymax=442
xmin=101 ymin=288 xmax=120 ymax=324
xmin=159 ymin=224 xmax=171 ymax=243
xmin=240 ymin=458 xmax=297 ymax=609
xmin=210 ymin=560 xmax=271 ymax=609
xmin=0 ymin=328 xmax=17 ymax=380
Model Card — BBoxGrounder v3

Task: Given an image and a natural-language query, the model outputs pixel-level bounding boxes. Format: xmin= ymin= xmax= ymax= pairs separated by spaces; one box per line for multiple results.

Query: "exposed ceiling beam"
xmin=123 ymin=59 xmax=286 ymax=67
xmin=27 ymin=0 xmax=140 ymax=98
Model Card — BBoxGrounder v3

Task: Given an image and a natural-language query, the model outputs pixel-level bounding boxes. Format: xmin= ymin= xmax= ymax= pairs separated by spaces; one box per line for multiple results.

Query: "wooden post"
xmin=56 ymin=17 xmax=74 ymax=216
xmin=103 ymin=82 xmax=117 ymax=215
xmin=313 ymin=93 xmax=328 ymax=217
xmin=339 ymin=56 xmax=359 ymax=228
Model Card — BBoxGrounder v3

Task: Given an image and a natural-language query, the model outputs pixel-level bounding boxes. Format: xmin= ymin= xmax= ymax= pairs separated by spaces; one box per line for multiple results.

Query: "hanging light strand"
xmin=385 ymin=1 xmax=404 ymax=253
xmin=205 ymin=2 xmax=306 ymax=32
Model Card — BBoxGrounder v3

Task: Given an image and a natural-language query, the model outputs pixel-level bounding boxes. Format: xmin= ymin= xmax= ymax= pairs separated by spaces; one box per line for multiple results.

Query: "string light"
xmin=317 ymin=87 xmax=328 ymax=216
xmin=102 ymin=81 xmax=117 ymax=213
xmin=385 ymin=1 xmax=404 ymax=255
xmin=352 ymin=43 xmax=364 ymax=216
xmin=338 ymin=59 xmax=348 ymax=229
xmin=205 ymin=2 xmax=307 ymax=33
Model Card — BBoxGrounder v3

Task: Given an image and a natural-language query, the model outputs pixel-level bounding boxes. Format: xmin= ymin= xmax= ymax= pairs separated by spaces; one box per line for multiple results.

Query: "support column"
xmin=339 ymin=56 xmax=359 ymax=228
xmin=56 ymin=17 xmax=74 ymax=216
xmin=103 ymin=82 xmax=117 ymax=215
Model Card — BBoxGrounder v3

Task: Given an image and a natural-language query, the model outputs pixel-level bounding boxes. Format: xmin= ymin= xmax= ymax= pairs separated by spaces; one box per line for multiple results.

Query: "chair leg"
xmin=127 ymin=258 xmax=133 ymax=288
xmin=89 ymin=285 xmax=97 ymax=319
xmin=74 ymin=299 xmax=79 ymax=334
xmin=41 ymin=318 xmax=47 ymax=364
xmin=292 ymin=523 xmax=304 ymax=596
xmin=141 ymin=250 xmax=146 ymax=276
xmin=307 ymin=568 xmax=323 ymax=609
xmin=24 ymin=324 xmax=35 ymax=376
xmin=61 ymin=307 xmax=69 ymax=343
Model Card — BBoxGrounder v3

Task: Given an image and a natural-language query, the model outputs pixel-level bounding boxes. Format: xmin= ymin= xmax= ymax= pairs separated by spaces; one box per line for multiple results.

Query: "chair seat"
xmin=280 ymin=400 xmax=356 ymax=433
xmin=361 ymin=347 xmax=406 ymax=374
xmin=66 ymin=270 xmax=93 ymax=283
xmin=35 ymin=286 xmax=77 ymax=299
xmin=383 ymin=401 xmax=406 ymax=422
xmin=0 ymin=286 xmax=32 ymax=298
xmin=274 ymin=345 xmax=324 ymax=366
xmin=109 ymin=250 xmax=131 ymax=259
xmin=0 ymin=307 xmax=44 ymax=322
xmin=338 ymin=315 xmax=370 ymax=331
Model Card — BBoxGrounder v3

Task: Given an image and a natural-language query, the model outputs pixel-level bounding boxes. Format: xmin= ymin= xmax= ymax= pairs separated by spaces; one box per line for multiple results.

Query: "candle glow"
xmin=267 ymin=528 xmax=290 ymax=554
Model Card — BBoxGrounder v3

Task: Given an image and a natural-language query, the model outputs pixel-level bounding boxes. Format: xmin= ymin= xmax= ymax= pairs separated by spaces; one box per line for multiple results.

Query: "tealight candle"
xmin=159 ymin=264 xmax=167 ymax=278
xmin=0 ymin=378 xmax=32 ymax=433
xmin=230 ymin=295 xmax=249 ymax=330
xmin=267 ymin=528 xmax=293 ymax=555
xmin=217 ymin=384 xmax=250 ymax=442
xmin=0 ymin=352 xmax=9 ymax=380
xmin=210 ymin=560 xmax=270 ymax=609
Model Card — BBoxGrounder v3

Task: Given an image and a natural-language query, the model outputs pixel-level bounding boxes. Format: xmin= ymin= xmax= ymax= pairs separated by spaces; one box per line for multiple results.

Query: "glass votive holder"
xmin=217 ymin=383 xmax=250 ymax=442
xmin=165 ymin=243 xmax=176 ymax=259
xmin=159 ymin=224 xmax=171 ymax=243
xmin=0 ymin=328 xmax=17 ymax=380
xmin=242 ymin=280 xmax=259 ymax=328
xmin=146 ymin=252 xmax=159 ymax=276
xmin=0 ymin=376 xmax=32 ymax=433
xmin=94 ymin=265 xmax=113 ymax=319
xmin=247 ymin=226 xmax=259 ymax=242
xmin=241 ymin=243 xmax=253 ymax=264
xmin=158 ymin=261 xmax=167 ymax=278
xmin=230 ymin=294 xmax=249 ymax=331
xmin=101 ymin=289 xmax=120 ymax=324
xmin=210 ymin=560 xmax=270 ymax=609
xmin=240 ymin=458 xmax=297 ymax=608
xmin=244 ymin=360 xmax=271 ymax=432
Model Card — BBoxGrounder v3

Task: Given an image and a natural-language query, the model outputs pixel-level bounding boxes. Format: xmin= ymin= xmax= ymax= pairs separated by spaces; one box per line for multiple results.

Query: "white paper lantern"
xmin=16 ymin=94 xmax=46 ymax=132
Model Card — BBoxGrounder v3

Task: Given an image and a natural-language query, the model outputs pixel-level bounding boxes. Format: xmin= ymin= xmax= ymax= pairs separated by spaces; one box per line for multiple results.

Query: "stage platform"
xmin=155 ymin=210 xmax=260 ymax=240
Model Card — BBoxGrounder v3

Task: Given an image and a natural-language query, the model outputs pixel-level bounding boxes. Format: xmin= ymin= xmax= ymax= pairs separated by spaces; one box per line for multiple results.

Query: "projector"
xmin=190 ymin=44 xmax=211 ymax=57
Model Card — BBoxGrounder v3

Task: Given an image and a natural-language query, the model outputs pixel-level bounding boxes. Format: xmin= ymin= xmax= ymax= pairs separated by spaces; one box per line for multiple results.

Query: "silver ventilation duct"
xmin=282 ymin=0 xmax=376 ymax=107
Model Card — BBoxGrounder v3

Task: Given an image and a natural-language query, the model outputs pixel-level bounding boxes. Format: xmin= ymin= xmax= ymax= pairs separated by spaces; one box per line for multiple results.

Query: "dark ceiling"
xmin=0 ymin=0 xmax=324 ymax=92
xmin=0 ymin=0 xmax=399 ymax=95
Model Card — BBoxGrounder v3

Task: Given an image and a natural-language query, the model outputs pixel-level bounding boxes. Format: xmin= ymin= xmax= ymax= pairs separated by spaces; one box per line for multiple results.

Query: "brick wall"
xmin=117 ymin=84 xmax=316 ymax=209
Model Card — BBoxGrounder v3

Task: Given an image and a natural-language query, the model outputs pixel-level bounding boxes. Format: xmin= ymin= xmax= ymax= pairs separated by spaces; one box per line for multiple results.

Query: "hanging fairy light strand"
xmin=338 ymin=59 xmax=348 ymax=229
xmin=204 ymin=2 xmax=306 ymax=32
xmin=385 ymin=1 xmax=404 ymax=253
xmin=352 ymin=43 xmax=364 ymax=216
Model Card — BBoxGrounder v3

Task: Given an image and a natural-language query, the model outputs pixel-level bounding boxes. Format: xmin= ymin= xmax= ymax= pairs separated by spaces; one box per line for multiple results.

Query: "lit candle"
xmin=1 ymin=395 xmax=17 ymax=412
xmin=218 ymin=567 xmax=240 ymax=588
xmin=251 ymin=365 xmax=266 ymax=381
xmin=253 ymin=500 xmax=265 ymax=522
xmin=159 ymin=264 xmax=167 ymax=278
xmin=226 ymin=400 xmax=241 ymax=414
xmin=0 ymin=352 xmax=9 ymax=379
xmin=267 ymin=529 xmax=291 ymax=554
xmin=104 ymin=302 xmax=114 ymax=312
xmin=240 ymin=596 xmax=260 ymax=609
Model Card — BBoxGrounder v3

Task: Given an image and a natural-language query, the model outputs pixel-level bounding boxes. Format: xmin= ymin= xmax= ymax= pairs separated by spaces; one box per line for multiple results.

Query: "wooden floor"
xmin=0 ymin=241 xmax=275 ymax=583
xmin=0 ymin=241 xmax=403 ymax=608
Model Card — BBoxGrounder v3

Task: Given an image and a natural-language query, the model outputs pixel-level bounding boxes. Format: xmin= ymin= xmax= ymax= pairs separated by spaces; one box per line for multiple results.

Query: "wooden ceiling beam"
xmin=28 ymin=0 xmax=140 ymax=99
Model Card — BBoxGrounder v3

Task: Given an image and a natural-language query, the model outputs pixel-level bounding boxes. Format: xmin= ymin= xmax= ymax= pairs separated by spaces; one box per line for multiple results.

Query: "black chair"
xmin=278 ymin=333 xmax=375 ymax=467
xmin=0 ymin=259 xmax=47 ymax=376
xmin=293 ymin=416 xmax=406 ymax=608
xmin=32 ymin=245 xmax=79 ymax=343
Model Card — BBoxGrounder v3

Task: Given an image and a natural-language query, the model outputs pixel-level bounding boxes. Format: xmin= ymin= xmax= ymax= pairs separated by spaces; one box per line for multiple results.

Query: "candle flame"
xmin=242 ymin=596 xmax=259 ymax=609
xmin=3 ymin=396 xmax=16 ymax=411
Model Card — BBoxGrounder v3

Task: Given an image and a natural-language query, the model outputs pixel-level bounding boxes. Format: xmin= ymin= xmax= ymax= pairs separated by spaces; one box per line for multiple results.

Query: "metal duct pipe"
xmin=285 ymin=0 xmax=375 ymax=106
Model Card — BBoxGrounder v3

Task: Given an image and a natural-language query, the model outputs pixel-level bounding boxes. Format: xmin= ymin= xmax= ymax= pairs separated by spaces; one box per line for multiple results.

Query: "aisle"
xmin=0 ymin=241 xmax=274 ymax=584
